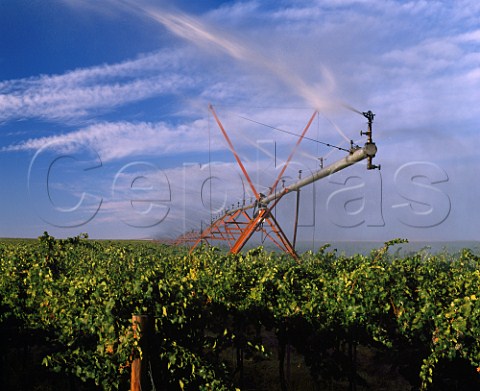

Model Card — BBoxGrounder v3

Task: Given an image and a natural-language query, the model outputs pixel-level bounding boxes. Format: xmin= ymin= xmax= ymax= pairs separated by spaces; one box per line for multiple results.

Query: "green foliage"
xmin=1 ymin=234 xmax=480 ymax=390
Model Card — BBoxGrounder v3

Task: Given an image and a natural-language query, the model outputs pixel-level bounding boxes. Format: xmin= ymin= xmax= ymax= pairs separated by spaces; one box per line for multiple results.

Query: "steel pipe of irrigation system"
xmin=260 ymin=141 xmax=378 ymax=205
xmin=210 ymin=110 xmax=379 ymax=222
xmin=216 ymin=140 xmax=377 ymax=220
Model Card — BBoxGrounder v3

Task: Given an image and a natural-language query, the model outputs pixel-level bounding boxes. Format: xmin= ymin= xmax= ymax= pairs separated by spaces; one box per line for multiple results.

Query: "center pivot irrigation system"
xmin=176 ymin=105 xmax=379 ymax=259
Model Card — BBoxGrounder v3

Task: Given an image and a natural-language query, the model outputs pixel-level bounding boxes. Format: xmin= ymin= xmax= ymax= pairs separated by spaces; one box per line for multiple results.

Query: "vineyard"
xmin=1 ymin=234 xmax=480 ymax=390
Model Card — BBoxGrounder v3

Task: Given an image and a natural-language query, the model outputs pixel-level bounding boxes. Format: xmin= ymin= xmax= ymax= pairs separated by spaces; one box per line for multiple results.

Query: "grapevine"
xmin=0 ymin=235 xmax=479 ymax=389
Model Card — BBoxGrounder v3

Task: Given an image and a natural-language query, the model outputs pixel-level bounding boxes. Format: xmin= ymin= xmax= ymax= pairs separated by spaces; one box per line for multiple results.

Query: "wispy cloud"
xmin=3 ymin=0 xmax=478 ymax=160
xmin=2 ymin=119 xmax=212 ymax=161
xmin=0 ymin=49 xmax=194 ymax=123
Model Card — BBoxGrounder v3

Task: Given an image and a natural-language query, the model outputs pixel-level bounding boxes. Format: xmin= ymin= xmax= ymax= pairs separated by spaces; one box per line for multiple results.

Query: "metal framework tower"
xmin=178 ymin=105 xmax=379 ymax=258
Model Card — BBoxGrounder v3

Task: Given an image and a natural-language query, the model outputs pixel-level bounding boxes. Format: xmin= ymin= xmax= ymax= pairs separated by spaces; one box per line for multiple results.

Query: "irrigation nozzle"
xmin=360 ymin=110 xmax=380 ymax=170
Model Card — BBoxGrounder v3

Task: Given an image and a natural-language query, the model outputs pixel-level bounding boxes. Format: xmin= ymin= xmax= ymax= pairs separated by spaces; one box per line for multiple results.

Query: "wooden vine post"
xmin=130 ymin=314 xmax=151 ymax=391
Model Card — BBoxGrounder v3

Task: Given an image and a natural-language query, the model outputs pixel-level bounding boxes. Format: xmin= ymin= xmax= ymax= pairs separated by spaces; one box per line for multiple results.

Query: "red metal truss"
xmin=178 ymin=107 xmax=379 ymax=258
xmin=209 ymin=104 xmax=259 ymax=200
xmin=268 ymin=110 xmax=317 ymax=196
xmin=184 ymin=106 xmax=317 ymax=258
xmin=187 ymin=195 xmax=296 ymax=258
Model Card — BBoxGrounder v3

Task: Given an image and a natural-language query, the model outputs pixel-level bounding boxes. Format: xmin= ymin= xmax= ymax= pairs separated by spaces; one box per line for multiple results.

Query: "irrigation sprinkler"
xmin=177 ymin=106 xmax=379 ymax=258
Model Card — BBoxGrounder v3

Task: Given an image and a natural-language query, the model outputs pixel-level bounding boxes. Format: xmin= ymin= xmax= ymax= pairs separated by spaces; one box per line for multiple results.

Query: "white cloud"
xmin=455 ymin=29 xmax=480 ymax=43
xmin=2 ymin=119 xmax=213 ymax=161
xmin=0 ymin=49 xmax=194 ymax=122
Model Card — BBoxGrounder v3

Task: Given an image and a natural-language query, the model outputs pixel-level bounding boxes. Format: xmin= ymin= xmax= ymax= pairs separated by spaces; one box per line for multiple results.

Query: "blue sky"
xmin=1 ymin=0 xmax=479 ymax=246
